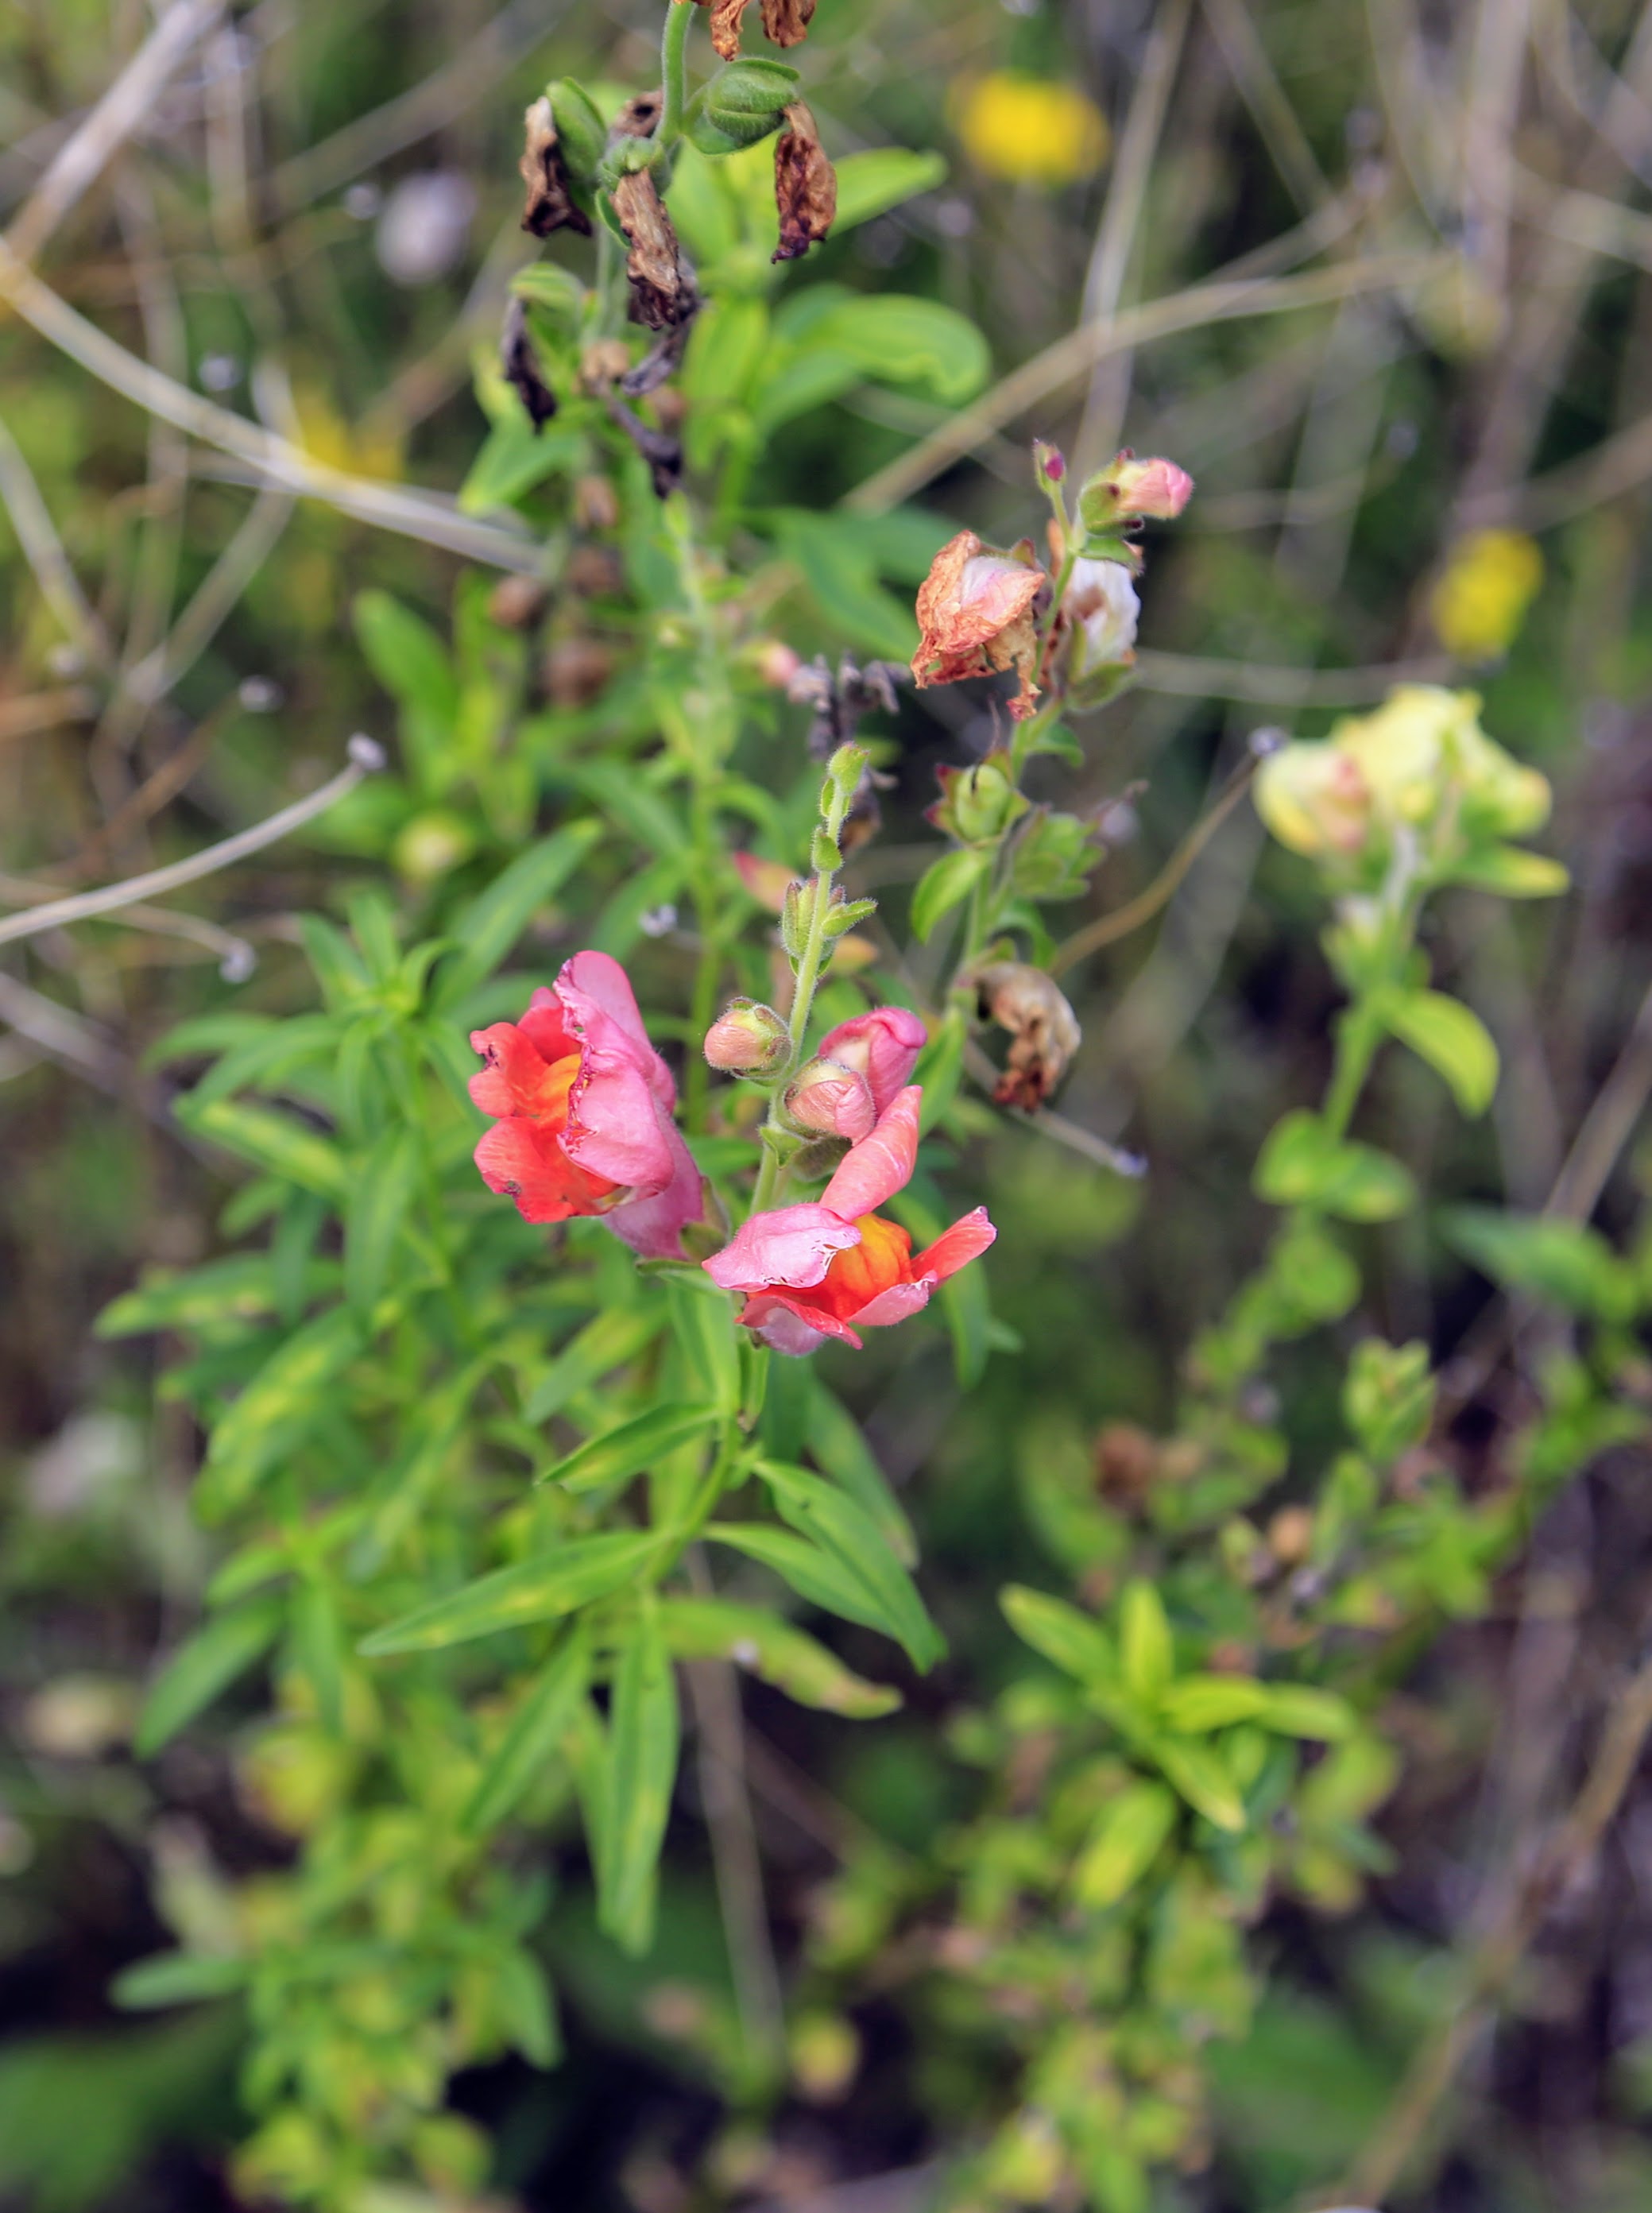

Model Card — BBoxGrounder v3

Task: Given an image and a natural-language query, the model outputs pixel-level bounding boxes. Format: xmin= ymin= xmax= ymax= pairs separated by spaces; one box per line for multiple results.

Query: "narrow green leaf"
xmin=174 ymin=1096 xmax=348 ymax=1201
xmin=1449 ymin=844 xmax=1569 ymax=899
xmin=1441 ymin=1207 xmax=1635 ymax=1321
xmin=1000 ymin=1584 xmax=1116 ymax=1687
xmin=1380 ymin=987 xmax=1499 ymax=1116
xmin=462 ymin=1628 xmax=591 ymax=1834
xmin=111 ymin=1952 xmax=249 ymax=2010
xmin=829 ymin=147 xmax=950 ymax=230
xmin=97 ymin=1255 xmax=280 ymax=1338
xmin=597 ymin=1595 xmax=679 ymax=1957
xmin=658 ymin=1596 xmax=900 ymax=1718
xmin=1119 ymin=1580 xmax=1174 ymax=1704
xmin=805 ymin=1379 xmax=916 ymax=1566
xmin=665 ymin=1274 xmax=742 ymax=1418
xmin=540 ymin=1402 xmax=719 ymax=1494
xmin=495 ymin=1945 xmax=562 ymax=2067
xmin=137 ymin=1600 xmax=283 ymax=1755
xmin=522 ymin=1306 xmax=664 ymax=1425
xmin=343 ymin=1126 xmax=420 ymax=1324
xmin=1158 ymin=1674 xmax=1271 ymax=1733
xmin=757 ymin=1461 xmax=944 ymax=1671
xmin=706 ymin=1524 xmax=898 ymax=1640
xmin=434 ymin=820 xmax=605 ymax=1008
xmin=289 ymin=1581 xmax=346 ymax=1735
xmin=1253 ymin=1685 xmax=1356 ymax=1739
xmin=1072 ymin=1781 xmax=1179 ymax=1910
xmin=201 ymin=1307 xmax=362 ymax=1514
xmin=911 ymin=847 xmax=987 ymax=944
xmin=358 ymin=1532 xmax=664 ymax=1656
xmin=1148 ymin=1736 xmax=1246 ymax=1832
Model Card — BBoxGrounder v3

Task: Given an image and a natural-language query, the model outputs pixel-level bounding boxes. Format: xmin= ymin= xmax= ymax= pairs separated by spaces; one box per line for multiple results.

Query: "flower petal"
xmin=849 ymin=1279 xmax=936 ymax=1329
xmin=605 ymin=1116 xmax=706 ymax=1260
xmin=558 ymin=950 xmax=677 ymax=1114
xmin=740 ymin=1291 xmax=861 ymax=1355
xmin=912 ymin=1205 xmax=997 ymax=1282
xmin=474 ymin=1120 xmax=617 ymax=1224
xmin=821 ymin=1085 xmax=921 ymax=1220
xmin=702 ymin=1203 xmax=861 ymax=1293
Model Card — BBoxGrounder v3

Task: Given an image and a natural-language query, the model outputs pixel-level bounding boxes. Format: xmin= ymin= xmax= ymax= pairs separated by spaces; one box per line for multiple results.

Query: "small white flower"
xmin=1065 ymin=558 xmax=1140 ymax=678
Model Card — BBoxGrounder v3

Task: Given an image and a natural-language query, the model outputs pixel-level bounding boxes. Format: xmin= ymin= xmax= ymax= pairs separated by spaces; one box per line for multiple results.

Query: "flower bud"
xmin=784 ymin=1055 xmax=876 ymax=1140
xmin=1254 ymin=741 xmax=1372 ymax=857
xmin=703 ymin=997 xmax=790 ymax=1077
xmin=1034 ymin=439 xmax=1066 ymax=486
xmin=927 ymin=749 xmax=1028 ymax=844
xmin=544 ymin=78 xmax=607 ymax=182
xmin=1079 ymin=450 xmax=1194 ymax=527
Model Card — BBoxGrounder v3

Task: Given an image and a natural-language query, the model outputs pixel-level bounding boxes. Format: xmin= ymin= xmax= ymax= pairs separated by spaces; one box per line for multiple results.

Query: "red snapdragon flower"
xmin=702 ymin=1086 xmax=996 ymax=1355
xmin=469 ymin=951 xmax=702 ymax=1259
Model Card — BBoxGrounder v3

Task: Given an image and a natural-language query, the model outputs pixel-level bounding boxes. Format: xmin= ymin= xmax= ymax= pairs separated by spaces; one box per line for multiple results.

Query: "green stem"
xmin=659 ymin=0 xmax=692 ymax=149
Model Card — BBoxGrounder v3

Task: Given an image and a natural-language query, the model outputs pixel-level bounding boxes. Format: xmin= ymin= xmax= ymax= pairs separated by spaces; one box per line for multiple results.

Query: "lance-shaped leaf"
xmin=1072 ymin=1780 xmax=1179 ymax=1911
xmin=757 ymin=1461 xmax=943 ymax=1671
xmin=539 ymin=1403 xmax=720 ymax=1494
xmin=1000 ymin=1584 xmax=1116 ymax=1688
xmin=1147 ymin=1735 xmax=1246 ymax=1833
xmin=522 ymin=1306 xmax=664 ymax=1426
xmin=597 ymin=1595 xmax=679 ymax=1957
xmin=358 ymin=1532 xmax=664 ymax=1656
xmin=658 ymin=1597 xmax=900 ymax=1718
xmin=462 ymin=1627 xmax=591 ymax=1834
xmin=137 ymin=1599 xmax=284 ymax=1756
xmin=707 ymin=1524 xmax=907 ymax=1646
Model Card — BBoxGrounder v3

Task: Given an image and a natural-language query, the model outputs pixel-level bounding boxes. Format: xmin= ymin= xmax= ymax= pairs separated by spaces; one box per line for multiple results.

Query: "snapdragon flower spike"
xmin=703 ymin=1085 xmax=996 ymax=1355
xmin=470 ymin=950 xmax=703 ymax=1259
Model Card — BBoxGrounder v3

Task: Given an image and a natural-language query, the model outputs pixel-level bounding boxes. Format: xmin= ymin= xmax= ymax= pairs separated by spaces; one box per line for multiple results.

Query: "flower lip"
xmin=815 ymin=1008 xmax=927 ymax=1115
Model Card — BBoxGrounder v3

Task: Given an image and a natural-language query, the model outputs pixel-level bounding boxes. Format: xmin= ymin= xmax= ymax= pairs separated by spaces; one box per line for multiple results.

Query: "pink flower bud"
xmin=703 ymin=997 xmax=790 ymax=1077
xmin=785 ymin=1056 xmax=876 ymax=1140
xmin=1034 ymin=439 xmax=1066 ymax=485
xmin=1105 ymin=453 xmax=1194 ymax=521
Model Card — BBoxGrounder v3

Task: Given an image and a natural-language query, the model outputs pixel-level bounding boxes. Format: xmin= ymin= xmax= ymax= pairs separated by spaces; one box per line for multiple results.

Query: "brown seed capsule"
xmin=487 ymin=575 xmax=547 ymax=632
xmin=1094 ymin=1422 xmax=1159 ymax=1509
xmin=610 ymin=169 xmax=695 ymax=332
xmin=543 ymin=637 xmax=614 ymax=708
xmin=773 ymin=102 xmax=837 ymax=263
xmin=499 ymin=298 xmax=557 ymax=429
xmin=974 ymin=962 xmax=1081 ymax=1111
xmin=573 ymin=475 xmax=621 ymax=532
xmin=518 ymin=96 xmax=592 ymax=239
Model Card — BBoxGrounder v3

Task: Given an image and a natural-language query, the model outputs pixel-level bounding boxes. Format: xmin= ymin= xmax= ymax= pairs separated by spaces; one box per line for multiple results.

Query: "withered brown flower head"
xmin=687 ymin=0 xmax=815 ymax=60
xmin=500 ymin=298 xmax=558 ymax=429
xmin=610 ymin=169 xmax=697 ymax=333
xmin=764 ymin=0 xmax=817 ymax=44
xmin=911 ymin=531 xmax=1049 ymax=722
xmin=612 ymin=89 xmax=664 ymax=138
xmin=518 ymin=96 xmax=593 ymax=239
xmin=773 ymin=102 xmax=837 ymax=263
xmin=974 ymin=962 xmax=1081 ymax=1110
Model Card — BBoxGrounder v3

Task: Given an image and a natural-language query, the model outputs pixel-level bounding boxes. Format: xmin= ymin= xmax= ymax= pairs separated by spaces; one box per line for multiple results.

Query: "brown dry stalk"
xmin=1337 ymin=1649 xmax=1652 ymax=2209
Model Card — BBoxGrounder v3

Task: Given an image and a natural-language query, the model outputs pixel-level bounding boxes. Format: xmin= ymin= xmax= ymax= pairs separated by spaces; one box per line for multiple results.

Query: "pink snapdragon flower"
xmin=703 ymin=1086 xmax=996 ymax=1355
xmin=469 ymin=951 xmax=702 ymax=1259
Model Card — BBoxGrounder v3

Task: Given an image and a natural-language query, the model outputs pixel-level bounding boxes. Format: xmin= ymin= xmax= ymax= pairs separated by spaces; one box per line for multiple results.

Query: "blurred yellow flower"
xmin=1429 ymin=528 xmax=1543 ymax=663
xmin=292 ymin=383 xmax=404 ymax=482
xmin=956 ymin=72 xmax=1109 ymax=188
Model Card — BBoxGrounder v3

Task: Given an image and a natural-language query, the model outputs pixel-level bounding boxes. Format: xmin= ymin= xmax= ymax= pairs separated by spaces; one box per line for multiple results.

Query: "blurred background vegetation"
xmin=4 ymin=0 xmax=1652 ymax=2207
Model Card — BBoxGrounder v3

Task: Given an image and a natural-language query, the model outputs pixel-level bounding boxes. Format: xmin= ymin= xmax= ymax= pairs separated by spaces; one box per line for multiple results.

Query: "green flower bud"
xmin=927 ymin=749 xmax=1028 ymax=845
xmin=545 ymin=78 xmax=607 ymax=181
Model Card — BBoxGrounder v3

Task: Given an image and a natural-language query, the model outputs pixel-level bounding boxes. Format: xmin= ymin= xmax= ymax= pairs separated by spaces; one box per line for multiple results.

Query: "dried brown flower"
xmin=573 ymin=476 xmax=621 ymax=533
xmin=688 ymin=0 xmax=814 ymax=59
xmin=612 ymin=90 xmax=664 ymax=138
xmin=487 ymin=576 xmax=547 ymax=632
xmin=610 ymin=169 xmax=696 ymax=332
xmin=974 ymin=962 xmax=1081 ymax=1110
xmin=762 ymin=0 xmax=817 ymax=45
xmin=911 ymin=531 xmax=1048 ymax=721
xmin=518 ymin=96 xmax=592 ymax=239
xmin=500 ymin=298 xmax=557 ymax=429
xmin=773 ymin=102 xmax=837 ymax=262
